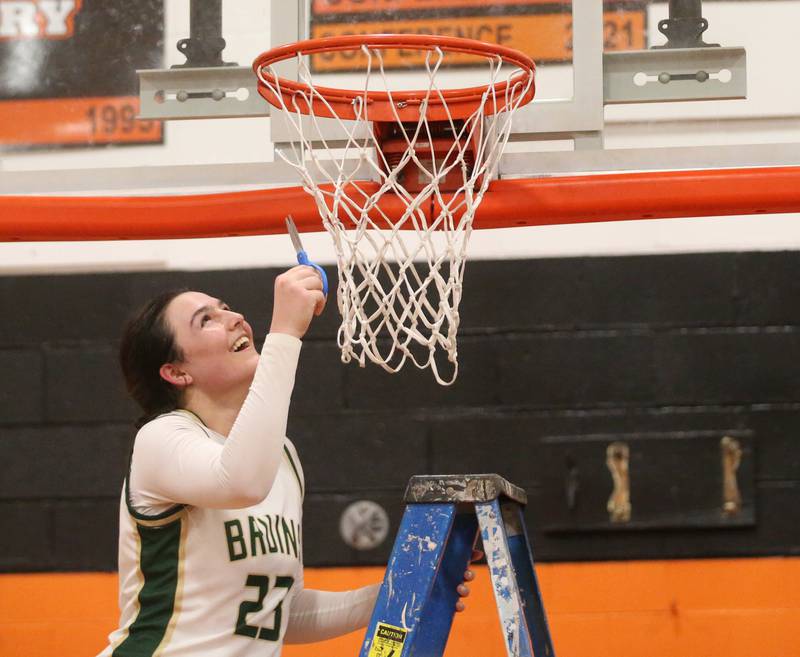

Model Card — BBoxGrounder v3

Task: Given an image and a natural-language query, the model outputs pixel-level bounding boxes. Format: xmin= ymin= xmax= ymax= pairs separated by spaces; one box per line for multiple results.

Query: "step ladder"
xmin=359 ymin=474 xmax=555 ymax=657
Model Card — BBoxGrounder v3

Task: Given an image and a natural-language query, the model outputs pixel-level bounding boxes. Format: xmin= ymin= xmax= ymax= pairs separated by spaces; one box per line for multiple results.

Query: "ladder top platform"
xmin=403 ymin=474 xmax=528 ymax=505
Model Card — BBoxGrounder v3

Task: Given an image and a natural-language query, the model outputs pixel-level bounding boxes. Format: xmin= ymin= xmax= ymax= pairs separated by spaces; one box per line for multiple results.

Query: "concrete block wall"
xmin=1 ymin=252 xmax=799 ymax=571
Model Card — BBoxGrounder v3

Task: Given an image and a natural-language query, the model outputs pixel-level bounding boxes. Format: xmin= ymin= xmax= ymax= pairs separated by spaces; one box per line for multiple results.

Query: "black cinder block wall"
xmin=2 ymin=252 xmax=800 ymax=572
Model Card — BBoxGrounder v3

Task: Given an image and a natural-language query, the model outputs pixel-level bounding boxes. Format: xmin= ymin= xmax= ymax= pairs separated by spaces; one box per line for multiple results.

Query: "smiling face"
xmin=161 ymin=291 xmax=259 ymax=398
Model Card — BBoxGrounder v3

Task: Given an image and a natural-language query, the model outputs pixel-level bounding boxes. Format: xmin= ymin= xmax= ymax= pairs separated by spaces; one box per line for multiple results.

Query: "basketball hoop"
xmin=254 ymin=34 xmax=536 ymax=384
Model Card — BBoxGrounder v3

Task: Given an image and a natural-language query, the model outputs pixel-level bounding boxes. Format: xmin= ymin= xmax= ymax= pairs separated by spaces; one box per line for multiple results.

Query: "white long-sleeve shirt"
xmin=98 ymin=333 xmax=379 ymax=657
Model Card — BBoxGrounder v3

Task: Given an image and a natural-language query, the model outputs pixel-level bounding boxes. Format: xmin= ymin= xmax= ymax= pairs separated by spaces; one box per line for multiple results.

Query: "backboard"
xmin=0 ymin=0 xmax=798 ymax=272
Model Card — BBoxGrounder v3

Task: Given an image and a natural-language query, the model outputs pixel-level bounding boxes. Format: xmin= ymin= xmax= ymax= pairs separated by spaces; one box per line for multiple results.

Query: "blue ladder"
xmin=359 ymin=474 xmax=556 ymax=657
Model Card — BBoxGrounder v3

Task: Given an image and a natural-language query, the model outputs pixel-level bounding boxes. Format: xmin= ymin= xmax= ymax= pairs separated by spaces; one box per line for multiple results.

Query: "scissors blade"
xmin=285 ymin=215 xmax=305 ymax=254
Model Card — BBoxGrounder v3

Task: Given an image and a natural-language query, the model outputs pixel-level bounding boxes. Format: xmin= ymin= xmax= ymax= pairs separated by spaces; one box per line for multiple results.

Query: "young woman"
xmin=99 ymin=265 xmax=473 ymax=657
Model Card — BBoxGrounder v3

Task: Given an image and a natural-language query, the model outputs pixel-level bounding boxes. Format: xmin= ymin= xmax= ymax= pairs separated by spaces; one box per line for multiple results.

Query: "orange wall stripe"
xmin=1 ymin=558 xmax=799 ymax=657
xmin=2 ymin=167 xmax=800 ymax=242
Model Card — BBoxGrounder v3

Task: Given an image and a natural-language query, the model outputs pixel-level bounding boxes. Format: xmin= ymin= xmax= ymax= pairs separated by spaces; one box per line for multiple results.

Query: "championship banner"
xmin=311 ymin=0 xmax=647 ymax=71
xmin=0 ymin=0 xmax=164 ymax=149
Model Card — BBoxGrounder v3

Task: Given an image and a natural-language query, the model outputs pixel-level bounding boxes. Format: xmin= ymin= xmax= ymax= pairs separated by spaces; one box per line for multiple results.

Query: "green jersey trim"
xmin=112 ymin=517 xmax=185 ymax=657
xmin=124 ymin=459 xmax=185 ymax=525
xmin=124 ymin=410 xmax=205 ymax=524
xmin=283 ymin=445 xmax=304 ymax=499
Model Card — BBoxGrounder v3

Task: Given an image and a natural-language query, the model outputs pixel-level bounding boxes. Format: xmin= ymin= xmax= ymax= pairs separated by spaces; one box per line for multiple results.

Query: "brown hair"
xmin=119 ymin=289 xmax=188 ymax=428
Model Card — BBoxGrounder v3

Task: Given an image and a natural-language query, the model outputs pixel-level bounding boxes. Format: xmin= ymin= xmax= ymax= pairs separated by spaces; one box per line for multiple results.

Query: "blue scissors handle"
xmin=297 ymin=250 xmax=329 ymax=296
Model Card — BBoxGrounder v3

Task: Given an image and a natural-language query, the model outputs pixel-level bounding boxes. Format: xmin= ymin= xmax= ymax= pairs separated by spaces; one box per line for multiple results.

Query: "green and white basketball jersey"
xmin=99 ymin=421 xmax=305 ymax=657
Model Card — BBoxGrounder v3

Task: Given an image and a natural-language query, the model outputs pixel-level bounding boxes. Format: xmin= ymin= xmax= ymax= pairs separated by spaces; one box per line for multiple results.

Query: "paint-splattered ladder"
xmin=359 ymin=474 xmax=556 ymax=657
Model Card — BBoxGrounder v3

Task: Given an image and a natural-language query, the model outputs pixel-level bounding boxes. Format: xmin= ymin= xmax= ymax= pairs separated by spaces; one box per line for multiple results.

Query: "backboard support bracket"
xmin=135 ymin=3 xmax=746 ymax=127
xmin=604 ymin=47 xmax=747 ymax=104
xmin=138 ymin=66 xmax=269 ymax=120
xmin=172 ymin=0 xmax=236 ymax=69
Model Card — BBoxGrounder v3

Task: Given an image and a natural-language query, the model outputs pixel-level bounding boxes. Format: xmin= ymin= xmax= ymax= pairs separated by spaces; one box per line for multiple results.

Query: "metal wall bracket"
xmin=172 ymin=0 xmax=235 ymax=69
xmin=540 ymin=431 xmax=755 ymax=533
xmin=137 ymin=67 xmax=269 ymax=120
xmin=604 ymin=47 xmax=746 ymax=104
xmin=653 ymin=0 xmax=718 ymax=49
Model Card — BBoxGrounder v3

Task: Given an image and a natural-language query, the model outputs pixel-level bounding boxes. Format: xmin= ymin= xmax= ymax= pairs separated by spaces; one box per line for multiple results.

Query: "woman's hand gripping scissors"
xmin=285 ymin=215 xmax=328 ymax=297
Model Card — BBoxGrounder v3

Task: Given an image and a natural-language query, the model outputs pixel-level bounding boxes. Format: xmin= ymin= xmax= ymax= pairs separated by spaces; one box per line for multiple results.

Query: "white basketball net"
xmin=262 ymin=45 xmax=532 ymax=384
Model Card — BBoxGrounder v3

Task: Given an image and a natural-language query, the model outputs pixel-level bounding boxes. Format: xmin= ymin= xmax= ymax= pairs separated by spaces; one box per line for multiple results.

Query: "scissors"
xmin=285 ymin=215 xmax=328 ymax=296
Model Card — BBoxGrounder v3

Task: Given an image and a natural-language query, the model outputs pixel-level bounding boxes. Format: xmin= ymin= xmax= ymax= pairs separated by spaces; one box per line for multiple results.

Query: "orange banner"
xmin=312 ymin=0 xmax=570 ymax=14
xmin=0 ymin=96 xmax=162 ymax=147
xmin=311 ymin=11 xmax=645 ymax=70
